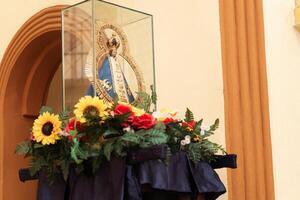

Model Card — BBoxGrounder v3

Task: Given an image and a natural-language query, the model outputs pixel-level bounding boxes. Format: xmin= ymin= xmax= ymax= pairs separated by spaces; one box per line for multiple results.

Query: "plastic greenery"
xmin=15 ymin=93 xmax=225 ymax=183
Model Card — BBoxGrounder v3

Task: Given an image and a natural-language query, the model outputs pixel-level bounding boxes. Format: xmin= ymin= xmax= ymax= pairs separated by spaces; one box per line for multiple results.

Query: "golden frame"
xmin=85 ymin=22 xmax=146 ymax=104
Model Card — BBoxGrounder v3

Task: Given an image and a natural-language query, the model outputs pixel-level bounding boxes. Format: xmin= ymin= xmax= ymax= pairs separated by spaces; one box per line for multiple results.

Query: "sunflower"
xmin=74 ymin=96 xmax=109 ymax=122
xmin=32 ymin=112 xmax=62 ymax=145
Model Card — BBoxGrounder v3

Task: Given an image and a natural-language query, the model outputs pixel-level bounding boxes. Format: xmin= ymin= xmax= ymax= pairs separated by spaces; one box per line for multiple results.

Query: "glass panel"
xmin=62 ymin=0 xmax=94 ymax=111
xmin=62 ymin=0 xmax=155 ymax=110
xmin=46 ymin=65 xmax=63 ymax=113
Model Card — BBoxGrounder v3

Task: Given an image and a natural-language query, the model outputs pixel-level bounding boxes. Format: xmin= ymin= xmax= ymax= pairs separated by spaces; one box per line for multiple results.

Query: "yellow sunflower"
xmin=32 ymin=112 xmax=62 ymax=145
xmin=74 ymin=96 xmax=110 ymax=122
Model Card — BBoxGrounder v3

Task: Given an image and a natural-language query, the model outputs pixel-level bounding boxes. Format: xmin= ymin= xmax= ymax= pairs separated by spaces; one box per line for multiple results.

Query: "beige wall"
xmin=0 ymin=0 xmax=227 ymax=199
xmin=264 ymin=0 xmax=300 ymax=199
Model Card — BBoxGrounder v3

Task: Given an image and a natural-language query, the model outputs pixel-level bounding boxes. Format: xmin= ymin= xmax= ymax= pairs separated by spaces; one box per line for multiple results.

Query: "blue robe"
xmin=86 ymin=57 xmax=135 ymax=103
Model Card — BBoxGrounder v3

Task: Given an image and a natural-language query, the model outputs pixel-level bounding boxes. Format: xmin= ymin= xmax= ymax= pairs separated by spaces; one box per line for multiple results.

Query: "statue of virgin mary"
xmin=85 ymin=34 xmax=135 ymax=103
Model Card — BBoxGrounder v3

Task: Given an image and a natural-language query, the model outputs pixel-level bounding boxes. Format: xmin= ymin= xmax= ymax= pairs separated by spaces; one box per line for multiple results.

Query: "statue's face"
xmin=110 ymin=48 xmax=117 ymax=57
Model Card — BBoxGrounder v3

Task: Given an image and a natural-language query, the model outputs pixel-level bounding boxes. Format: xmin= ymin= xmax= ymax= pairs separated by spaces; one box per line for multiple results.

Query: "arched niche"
xmin=0 ymin=5 xmax=65 ymax=200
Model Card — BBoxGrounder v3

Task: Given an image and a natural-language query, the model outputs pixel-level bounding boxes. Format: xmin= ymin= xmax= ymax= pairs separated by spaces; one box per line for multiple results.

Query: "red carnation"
xmin=113 ymin=104 xmax=132 ymax=115
xmin=182 ymin=120 xmax=196 ymax=130
xmin=120 ymin=115 xmax=135 ymax=128
xmin=131 ymin=113 xmax=156 ymax=130
xmin=65 ymin=119 xmax=81 ymax=132
xmin=163 ymin=117 xmax=178 ymax=124
xmin=67 ymin=135 xmax=73 ymax=142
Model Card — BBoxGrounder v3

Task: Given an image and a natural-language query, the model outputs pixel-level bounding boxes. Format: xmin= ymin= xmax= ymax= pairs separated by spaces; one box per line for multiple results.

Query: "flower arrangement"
xmin=16 ymin=93 xmax=225 ymax=183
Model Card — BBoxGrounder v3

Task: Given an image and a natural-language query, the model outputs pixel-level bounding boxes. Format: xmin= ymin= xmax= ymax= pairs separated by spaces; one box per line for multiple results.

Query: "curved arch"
xmin=0 ymin=5 xmax=66 ymax=200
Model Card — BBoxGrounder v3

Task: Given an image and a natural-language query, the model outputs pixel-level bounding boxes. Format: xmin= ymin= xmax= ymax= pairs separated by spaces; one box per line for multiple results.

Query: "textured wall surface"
xmin=264 ymin=0 xmax=300 ymax=199
xmin=0 ymin=0 xmax=226 ymax=199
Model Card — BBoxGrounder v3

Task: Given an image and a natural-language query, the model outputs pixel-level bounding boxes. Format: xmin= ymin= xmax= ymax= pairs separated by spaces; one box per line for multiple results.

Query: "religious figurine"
xmin=85 ymin=23 xmax=145 ymax=104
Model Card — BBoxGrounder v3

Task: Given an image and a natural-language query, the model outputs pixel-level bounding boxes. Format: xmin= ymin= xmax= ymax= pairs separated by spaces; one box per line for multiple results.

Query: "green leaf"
xmin=39 ymin=106 xmax=54 ymax=115
xmin=33 ymin=143 xmax=44 ymax=149
xmin=113 ymin=112 xmax=132 ymax=123
xmin=103 ymin=141 xmax=114 ymax=161
xmin=59 ymin=160 xmax=70 ymax=181
xmin=121 ymin=132 xmax=142 ymax=145
xmin=185 ymin=108 xmax=194 ymax=122
xmin=150 ymin=85 xmax=157 ymax=106
xmin=114 ymin=140 xmax=126 ymax=157
xmin=194 ymin=119 xmax=203 ymax=133
xmin=209 ymin=119 xmax=219 ymax=131
xmin=15 ymin=141 xmax=31 ymax=155
xmin=91 ymin=156 xmax=103 ymax=174
xmin=69 ymin=130 xmax=77 ymax=137
xmin=29 ymin=157 xmax=44 ymax=176
xmin=187 ymin=143 xmax=202 ymax=164
xmin=154 ymin=122 xmax=166 ymax=131
xmin=71 ymin=139 xmax=87 ymax=164
xmin=139 ymin=127 xmax=168 ymax=148
xmin=103 ymin=128 xmax=120 ymax=138
xmin=59 ymin=110 xmax=70 ymax=121
xmin=133 ymin=92 xmax=152 ymax=112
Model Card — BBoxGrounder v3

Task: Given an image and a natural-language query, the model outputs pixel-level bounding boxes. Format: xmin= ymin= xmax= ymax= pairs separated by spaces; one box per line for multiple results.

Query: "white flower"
xmin=200 ymin=126 xmax=209 ymax=136
xmin=184 ymin=135 xmax=191 ymax=144
xmin=180 ymin=140 xmax=186 ymax=146
xmin=110 ymin=111 xmax=115 ymax=117
xmin=152 ymin=108 xmax=178 ymax=121
xmin=58 ymin=131 xmax=69 ymax=137
xmin=200 ymin=130 xmax=205 ymax=136
xmin=123 ymin=126 xmax=133 ymax=132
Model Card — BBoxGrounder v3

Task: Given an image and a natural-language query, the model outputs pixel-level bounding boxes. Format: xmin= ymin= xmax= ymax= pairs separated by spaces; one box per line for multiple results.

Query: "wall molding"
xmin=0 ymin=5 xmax=65 ymax=199
xmin=219 ymin=0 xmax=275 ymax=199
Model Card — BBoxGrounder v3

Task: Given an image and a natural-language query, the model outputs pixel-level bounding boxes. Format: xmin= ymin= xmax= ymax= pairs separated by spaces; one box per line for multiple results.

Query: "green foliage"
xmin=202 ymin=119 xmax=220 ymax=138
xmin=187 ymin=143 xmax=202 ymax=163
xmin=185 ymin=108 xmax=194 ymax=122
xmin=103 ymin=140 xmax=114 ymax=161
xmin=15 ymin=94 xmax=226 ymax=184
xmin=71 ymin=139 xmax=88 ymax=164
xmin=210 ymin=119 xmax=219 ymax=131
xmin=193 ymin=119 xmax=203 ymax=133
xmin=29 ymin=157 xmax=44 ymax=176
xmin=121 ymin=131 xmax=143 ymax=144
xmin=103 ymin=128 xmax=121 ymax=138
xmin=133 ymin=92 xmax=152 ymax=112
xmin=150 ymin=85 xmax=157 ymax=107
xmin=186 ymin=139 xmax=225 ymax=164
xmin=59 ymin=110 xmax=70 ymax=127
xmin=138 ymin=125 xmax=168 ymax=148
xmin=15 ymin=141 xmax=31 ymax=155
xmin=58 ymin=159 xmax=70 ymax=181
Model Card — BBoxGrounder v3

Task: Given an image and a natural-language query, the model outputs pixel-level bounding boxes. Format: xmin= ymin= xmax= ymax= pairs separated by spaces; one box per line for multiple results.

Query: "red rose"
xmin=65 ymin=119 xmax=81 ymax=132
xmin=163 ymin=117 xmax=178 ymax=124
xmin=113 ymin=104 xmax=132 ymax=115
xmin=182 ymin=120 xmax=196 ymax=130
xmin=131 ymin=113 xmax=156 ymax=130
xmin=67 ymin=135 xmax=73 ymax=142
xmin=121 ymin=115 xmax=134 ymax=128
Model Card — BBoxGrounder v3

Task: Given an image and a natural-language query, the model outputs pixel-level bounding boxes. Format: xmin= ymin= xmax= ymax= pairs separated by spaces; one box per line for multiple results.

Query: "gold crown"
xmin=107 ymin=34 xmax=120 ymax=50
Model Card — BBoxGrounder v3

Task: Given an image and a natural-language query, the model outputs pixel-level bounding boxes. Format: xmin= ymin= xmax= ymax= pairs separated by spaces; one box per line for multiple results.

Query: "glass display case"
xmin=62 ymin=0 xmax=155 ymax=110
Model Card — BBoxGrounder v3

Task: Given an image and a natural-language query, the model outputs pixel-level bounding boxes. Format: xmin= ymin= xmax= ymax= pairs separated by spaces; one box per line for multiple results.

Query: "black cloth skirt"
xmin=37 ymin=152 xmax=226 ymax=200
